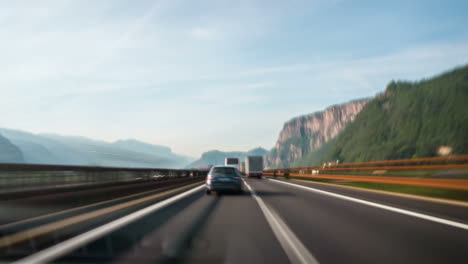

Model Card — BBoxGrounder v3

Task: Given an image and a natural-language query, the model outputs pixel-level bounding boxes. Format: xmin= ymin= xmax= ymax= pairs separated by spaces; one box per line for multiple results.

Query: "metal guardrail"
xmin=0 ymin=163 xmax=208 ymax=194
xmin=264 ymin=155 xmax=468 ymax=190
xmin=265 ymin=155 xmax=468 ymax=175
xmin=329 ymin=154 xmax=468 ymax=167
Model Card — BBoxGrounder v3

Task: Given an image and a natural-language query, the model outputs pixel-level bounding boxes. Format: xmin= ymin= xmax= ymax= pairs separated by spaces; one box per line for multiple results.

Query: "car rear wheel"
xmin=206 ymin=190 xmax=211 ymax=195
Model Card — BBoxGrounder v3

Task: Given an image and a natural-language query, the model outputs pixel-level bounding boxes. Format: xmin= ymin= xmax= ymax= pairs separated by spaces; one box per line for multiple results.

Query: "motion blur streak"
xmin=268 ymin=179 xmax=468 ymax=230
xmin=12 ymin=185 xmax=204 ymax=264
xmin=0 ymin=182 xmax=202 ymax=249
xmin=275 ymin=174 xmax=468 ymax=190
xmin=243 ymin=179 xmax=319 ymax=264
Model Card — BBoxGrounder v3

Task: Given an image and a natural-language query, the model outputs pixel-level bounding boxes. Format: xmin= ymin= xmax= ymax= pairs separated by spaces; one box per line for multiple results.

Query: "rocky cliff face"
xmin=0 ymin=134 xmax=24 ymax=163
xmin=267 ymin=99 xmax=370 ymax=168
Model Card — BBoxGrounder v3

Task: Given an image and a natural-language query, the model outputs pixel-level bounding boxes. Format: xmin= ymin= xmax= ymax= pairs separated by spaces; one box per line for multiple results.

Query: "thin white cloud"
xmin=0 ymin=1 xmax=467 ymax=157
xmin=190 ymin=27 xmax=217 ymax=40
xmin=190 ymin=81 xmax=275 ymax=106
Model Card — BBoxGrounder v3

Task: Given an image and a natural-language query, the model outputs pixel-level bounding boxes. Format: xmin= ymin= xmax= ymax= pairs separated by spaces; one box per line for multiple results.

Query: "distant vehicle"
xmin=151 ymin=174 xmax=166 ymax=181
xmin=205 ymin=166 xmax=243 ymax=195
xmin=224 ymin=158 xmax=240 ymax=170
xmin=196 ymin=165 xmax=212 ymax=172
xmin=245 ymin=156 xmax=264 ymax=178
xmin=240 ymin=161 xmax=246 ymax=174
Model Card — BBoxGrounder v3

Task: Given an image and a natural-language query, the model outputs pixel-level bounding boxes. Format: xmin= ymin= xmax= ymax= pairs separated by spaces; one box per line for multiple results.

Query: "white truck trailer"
xmin=245 ymin=156 xmax=264 ymax=178
xmin=224 ymin=158 xmax=240 ymax=170
xmin=240 ymin=162 xmax=246 ymax=174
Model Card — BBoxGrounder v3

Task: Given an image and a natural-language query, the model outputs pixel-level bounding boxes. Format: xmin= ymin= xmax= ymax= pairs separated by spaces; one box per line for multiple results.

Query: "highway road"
xmin=1 ymin=177 xmax=468 ymax=263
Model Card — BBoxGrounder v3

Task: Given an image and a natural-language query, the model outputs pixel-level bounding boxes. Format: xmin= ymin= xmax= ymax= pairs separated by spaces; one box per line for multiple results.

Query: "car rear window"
xmin=212 ymin=167 xmax=237 ymax=176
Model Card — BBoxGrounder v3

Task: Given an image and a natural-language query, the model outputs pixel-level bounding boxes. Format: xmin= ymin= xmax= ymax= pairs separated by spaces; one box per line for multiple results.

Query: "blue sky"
xmin=1 ymin=0 xmax=468 ymax=157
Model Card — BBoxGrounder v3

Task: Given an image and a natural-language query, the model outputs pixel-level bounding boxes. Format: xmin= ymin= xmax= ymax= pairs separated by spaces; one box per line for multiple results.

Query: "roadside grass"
xmin=287 ymin=176 xmax=468 ymax=202
xmin=293 ymin=170 xmax=468 ymax=179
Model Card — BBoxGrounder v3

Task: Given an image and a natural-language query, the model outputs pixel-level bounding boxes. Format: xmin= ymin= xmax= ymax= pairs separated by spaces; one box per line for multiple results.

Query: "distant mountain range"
xmin=2 ymin=65 xmax=466 ymax=169
xmin=267 ymin=64 xmax=468 ymax=168
xmin=0 ymin=127 xmax=268 ymax=169
xmin=0 ymin=134 xmax=24 ymax=163
xmin=0 ymin=128 xmax=193 ymax=168
xmin=187 ymin=147 xmax=268 ymax=168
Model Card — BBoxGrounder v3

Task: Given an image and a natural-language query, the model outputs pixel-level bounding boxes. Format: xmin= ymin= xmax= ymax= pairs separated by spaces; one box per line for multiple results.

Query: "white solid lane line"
xmin=243 ymin=179 xmax=319 ymax=264
xmin=268 ymin=178 xmax=468 ymax=231
xmin=14 ymin=185 xmax=205 ymax=264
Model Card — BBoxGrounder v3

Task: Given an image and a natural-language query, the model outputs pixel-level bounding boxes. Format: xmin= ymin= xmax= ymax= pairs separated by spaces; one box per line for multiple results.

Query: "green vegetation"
xmin=296 ymin=65 xmax=468 ymax=165
xmin=292 ymin=169 xmax=468 ymax=179
xmin=341 ymin=182 xmax=468 ymax=202
xmin=270 ymin=136 xmax=311 ymax=168
xmin=292 ymin=138 xmax=336 ymax=167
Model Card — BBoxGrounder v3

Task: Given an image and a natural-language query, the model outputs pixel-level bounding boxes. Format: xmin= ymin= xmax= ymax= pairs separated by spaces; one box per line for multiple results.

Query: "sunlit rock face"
xmin=267 ymin=99 xmax=370 ymax=168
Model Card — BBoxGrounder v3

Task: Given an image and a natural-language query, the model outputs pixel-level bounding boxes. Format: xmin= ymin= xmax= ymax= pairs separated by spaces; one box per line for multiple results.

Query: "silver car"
xmin=205 ymin=166 xmax=243 ymax=195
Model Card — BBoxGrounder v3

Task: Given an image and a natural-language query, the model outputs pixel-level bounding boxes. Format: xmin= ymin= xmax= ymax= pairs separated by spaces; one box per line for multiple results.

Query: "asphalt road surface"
xmin=2 ymin=177 xmax=468 ymax=264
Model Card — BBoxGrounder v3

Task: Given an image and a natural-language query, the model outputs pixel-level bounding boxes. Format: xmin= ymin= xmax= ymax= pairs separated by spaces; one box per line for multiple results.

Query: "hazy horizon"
xmin=0 ymin=126 xmax=271 ymax=158
xmin=2 ymin=0 xmax=468 ymax=157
